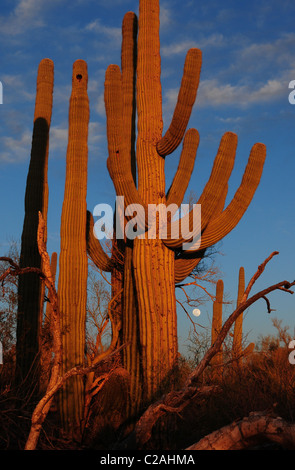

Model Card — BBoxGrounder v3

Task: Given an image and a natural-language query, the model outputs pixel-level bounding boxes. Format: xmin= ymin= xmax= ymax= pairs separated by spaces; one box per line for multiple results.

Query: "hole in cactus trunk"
xmin=76 ymin=74 xmax=82 ymax=82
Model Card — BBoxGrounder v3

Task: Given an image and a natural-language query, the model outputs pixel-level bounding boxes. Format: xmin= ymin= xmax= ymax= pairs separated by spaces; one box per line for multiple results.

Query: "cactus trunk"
xmin=57 ymin=60 xmax=89 ymax=438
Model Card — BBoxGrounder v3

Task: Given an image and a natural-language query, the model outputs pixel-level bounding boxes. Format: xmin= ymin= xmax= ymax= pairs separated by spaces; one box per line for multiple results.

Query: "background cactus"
xmin=210 ymin=268 xmax=255 ymax=378
xmin=16 ymin=58 xmax=54 ymax=389
xmin=232 ymin=267 xmax=255 ymax=363
xmin=57 ymin=60 xmax=89 ymax=438
xmin=211 ymin=279 xmax=224 ymax=376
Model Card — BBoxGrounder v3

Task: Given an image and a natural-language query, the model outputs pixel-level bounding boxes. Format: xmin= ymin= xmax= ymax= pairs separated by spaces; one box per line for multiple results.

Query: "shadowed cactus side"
xmin=16 ymin=58 xmax=54 ymax=389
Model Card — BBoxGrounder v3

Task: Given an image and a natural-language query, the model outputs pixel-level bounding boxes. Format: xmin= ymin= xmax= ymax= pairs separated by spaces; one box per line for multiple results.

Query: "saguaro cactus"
xmin=232 ymin=267 xmax=255 ymax=363
xmin=88 ymin=0 xmax=266 ymax=411
xmin=57 ymin=60 xmax=89 ymax=437
xmin=211 ymin=279 xmax=224 ymax=375
xmin=16 ymin=58 xmax=54 ymax=388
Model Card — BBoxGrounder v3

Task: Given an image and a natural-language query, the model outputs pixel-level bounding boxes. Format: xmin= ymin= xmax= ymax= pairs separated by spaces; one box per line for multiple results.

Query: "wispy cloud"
xmin=84 ymin=18 xmax=121 ymax=44
xmin=163 ymin=76 xmax=287 ymax=113
xmin=161 ymin=34 xmax=224 ymax=57
xmin=0 ymin=130 xmax=32 ymax=163
xmin=0 ymin=0 xmax=51 ymax=36
xmin=1 ymin=74 xmax=35 ymax=103
xmin=196 ymin=78 xmax=285 ymax=108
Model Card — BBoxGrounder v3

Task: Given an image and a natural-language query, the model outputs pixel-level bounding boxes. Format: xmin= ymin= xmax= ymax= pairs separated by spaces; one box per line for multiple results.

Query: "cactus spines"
xmin=58 ymin=59 xmax=89 ymax=437
xmin=16 ymin=58 xmax=54 ymax=387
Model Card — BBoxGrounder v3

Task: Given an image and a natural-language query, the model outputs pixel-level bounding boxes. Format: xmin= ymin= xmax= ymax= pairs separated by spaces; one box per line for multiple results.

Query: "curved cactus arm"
xmin=156 ymin=48 xmax=202 ymax=157
xmin=166 ymin=139 xmax=265 ymax=252
xmin=86 ymin=211 xmax=114 ymax=272
xmin=105 ymin=64 xmax=148 ymax=231
xmin=196 ymin=142 xmax=266 ymax=251
xmin=163 ymin=132 xmax=237 ymax=249
xmin=166 ymin=128 xmax=199 ymax=207
xmin=175 ymin=251 xmax=204 ymax=284
xmin=174 ymin=184 xmax=228 ymax=284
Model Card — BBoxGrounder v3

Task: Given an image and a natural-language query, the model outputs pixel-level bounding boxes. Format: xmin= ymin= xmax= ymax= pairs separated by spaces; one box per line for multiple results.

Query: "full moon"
xmin=192 ymin=308 xmax=201 ymax=317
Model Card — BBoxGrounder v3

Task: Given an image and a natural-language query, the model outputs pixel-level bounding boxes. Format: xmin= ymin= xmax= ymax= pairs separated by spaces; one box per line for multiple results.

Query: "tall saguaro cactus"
xmin=88 ymin=0 xmax=266 ymax=411
xmin=16 ymin=59 xmax=54 ymax=388
xmin=57 ymin=60 xmax=89 ymax=437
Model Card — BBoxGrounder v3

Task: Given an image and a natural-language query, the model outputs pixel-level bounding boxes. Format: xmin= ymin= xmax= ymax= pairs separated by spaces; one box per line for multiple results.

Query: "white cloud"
xmin=196 ymin=77 xmax=286 ymax=108
xmin=1 ymin=74 xmax=35 ymax=103
xmin=0 ymin=0 xmax=47 ymax=36
xmin=161 ymin=34 xmax=224 ymax=57
xmin=160 ymin=4 xmax=173 ymax=29
xmin=84 ymin=18 xmax=121 ymax=44
xmin=49 ymin=127 xmax=68 ymax=153
xmin=163 ymin=75 xmax=287 ymax=113
xmin=0 ymin=130 xmax=32 ymax=163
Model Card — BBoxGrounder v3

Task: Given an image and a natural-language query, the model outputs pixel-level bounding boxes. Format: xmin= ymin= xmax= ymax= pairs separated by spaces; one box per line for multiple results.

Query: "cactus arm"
xmin=86 ymin=210 xmax=113 ymax=272
xmin=197 ymin=142 xmax=266 ymax=251
xmin=164 ymin=139 xmax=265 ymax=251
xmin=166 ymin=128 xmax=199 ymax=207
xmin=174 ymin=184 xmax=228 ymax=284
xmin=175 ymin=251 xmax=204 ymax=284
xmin=156 ymin=48 xmax=202 ymax=157
xmin=163 ymin=132 xmax=237 ymax=249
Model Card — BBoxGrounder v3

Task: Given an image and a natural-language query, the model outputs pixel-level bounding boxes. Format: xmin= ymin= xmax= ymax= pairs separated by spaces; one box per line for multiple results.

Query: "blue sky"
xmin=0 ymin=0 xmax=295 ymax=353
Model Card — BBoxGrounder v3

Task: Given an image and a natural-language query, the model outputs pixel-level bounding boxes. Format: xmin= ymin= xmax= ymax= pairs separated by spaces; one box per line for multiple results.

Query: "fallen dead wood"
xmin=186 ymin=411 xmax=295 ymax=450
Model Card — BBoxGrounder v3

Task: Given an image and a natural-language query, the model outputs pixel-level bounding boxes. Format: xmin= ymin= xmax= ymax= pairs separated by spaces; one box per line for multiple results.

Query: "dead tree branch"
xmin=124 ymin=251 xmax=295 ymax=449
xmin=186 ymin=410 xmax=295 ymax=450
xmin=0 ymin=212 xmax=128 ymax=450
